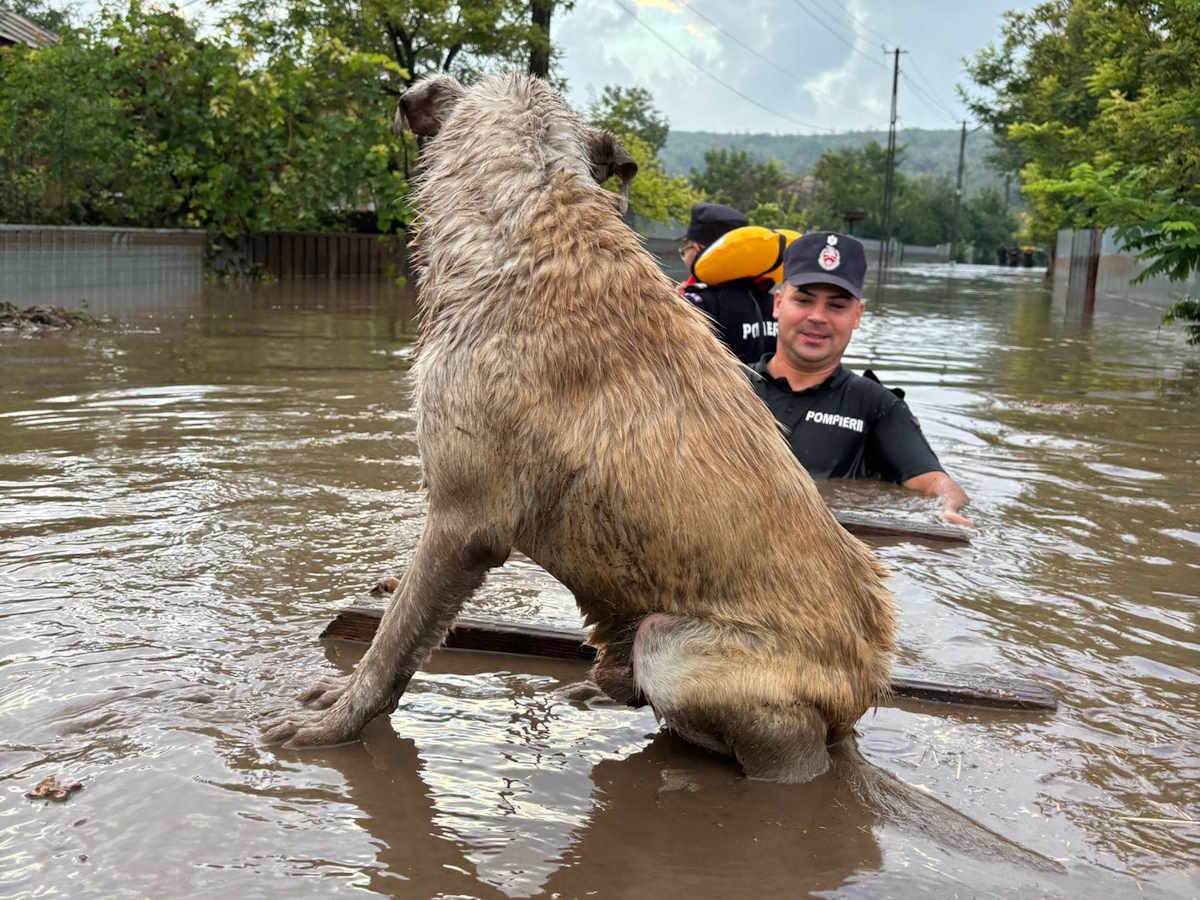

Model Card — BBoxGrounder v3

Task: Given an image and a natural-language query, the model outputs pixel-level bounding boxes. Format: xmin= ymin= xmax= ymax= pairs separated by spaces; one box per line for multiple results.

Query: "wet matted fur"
xmin=264 ymin=72 xmax=896 ymax=783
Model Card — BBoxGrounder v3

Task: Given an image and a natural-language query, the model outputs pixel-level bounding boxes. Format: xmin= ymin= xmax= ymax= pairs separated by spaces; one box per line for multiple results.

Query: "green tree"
xmin=1162 ymin=298 xmax=1200 ymax=343
xmin=610 ymin=132 xmax=702 ymax=224
xmin=963 ymin=188 xmax=1020 ymax=263
xmin=961 ymin=0 xmax=1106 ymax=216
xmin=588 ymin=85 xmax=669 ymax=155
xmin=965 ymin=0 xmax=1200 ymax=338
xmin=808 ymin=141 xmax=896 ymax=238
xmin=746 ymin=197 xmax=808 ymax=231
xmin=808 ymin=144 xmax=1004 ymax=249
xmin=893 ymin=175 xmax=957 ymax=246
xmin=584 ymin=83 xmax=700 ymax=223
xmin=230 ymin=0 xmax=563 ymax=92
xmin=0 ymin=3 xmax=407 ymax=235
xmin=364 ymin=0 xmax=530 ymax=86
xmin=689 ymin=148 xmax=792 ymax=215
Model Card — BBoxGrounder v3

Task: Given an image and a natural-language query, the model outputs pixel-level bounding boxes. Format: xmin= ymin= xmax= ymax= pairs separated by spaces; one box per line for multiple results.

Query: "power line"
xmin=674 ymin=0 xmax=792 ymax=81
xmin=788 ymin=0 xmax=888 ymax=71
xmin=801 ymin=0 xmax=969 ymax=127
xmin=900 ymin=73 xmax=956 ymax=122
xmin=824 ymin=0 xmax=892 ymax=46
xmin=904 ymin=56 xmax=964 ymax=121
xmin=680 ymin=2 xmax=962 ymax=134
xmin=675 ymin=1 xmax=889 ymax=122
xmin=611 ymin=0 xmax=834 ymax=133
xmin=899 ymin=71 xmax=959 ymax=125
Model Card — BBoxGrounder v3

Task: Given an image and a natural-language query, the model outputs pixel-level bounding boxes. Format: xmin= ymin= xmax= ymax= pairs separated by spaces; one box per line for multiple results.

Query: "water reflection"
xmin=1 ymin=270 xmax=1197 ymax=898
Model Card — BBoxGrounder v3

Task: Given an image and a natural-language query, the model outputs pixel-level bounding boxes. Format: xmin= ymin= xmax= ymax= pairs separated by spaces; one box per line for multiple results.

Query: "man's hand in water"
xmin=903 ymin=471 xmax=974 ymax=528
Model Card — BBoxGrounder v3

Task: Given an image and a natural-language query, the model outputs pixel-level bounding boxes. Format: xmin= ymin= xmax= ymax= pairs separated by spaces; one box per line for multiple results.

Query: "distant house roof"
xmin=0 ymin=8 xmax=59 ymax=48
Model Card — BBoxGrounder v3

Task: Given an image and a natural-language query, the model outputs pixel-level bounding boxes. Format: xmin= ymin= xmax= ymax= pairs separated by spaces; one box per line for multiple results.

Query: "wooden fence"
xmin=236 ymin=231 xmax=407 ymax=280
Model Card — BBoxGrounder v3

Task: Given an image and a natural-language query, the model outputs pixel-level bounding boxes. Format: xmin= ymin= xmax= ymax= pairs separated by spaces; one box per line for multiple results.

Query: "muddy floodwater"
xmin=1 ymin=266 xmax=1197 ymax=898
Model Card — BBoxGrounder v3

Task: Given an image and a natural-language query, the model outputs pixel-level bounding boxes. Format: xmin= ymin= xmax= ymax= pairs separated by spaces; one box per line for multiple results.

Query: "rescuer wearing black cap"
xmin=678 ymin=201 xmax=748 ymax=271
xmin=749 ymin=232 xmax=972 ymax=525
xmin=678 ymin=202 xmax=772 ymax=364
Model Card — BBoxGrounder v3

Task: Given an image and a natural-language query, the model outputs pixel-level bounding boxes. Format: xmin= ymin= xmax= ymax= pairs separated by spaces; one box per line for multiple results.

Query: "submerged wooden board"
xmin=831 ymin=510 xmax=971 ymax=544
xmin=321 ymin=607 xmax=1057 ymax=712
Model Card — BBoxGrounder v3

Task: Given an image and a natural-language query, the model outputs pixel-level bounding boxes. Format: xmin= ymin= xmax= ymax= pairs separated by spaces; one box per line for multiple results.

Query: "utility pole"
xmin=951 ymin=120 xmax=967 ymax=263
xmin=879 ymin=47 xmax=904 ymax=270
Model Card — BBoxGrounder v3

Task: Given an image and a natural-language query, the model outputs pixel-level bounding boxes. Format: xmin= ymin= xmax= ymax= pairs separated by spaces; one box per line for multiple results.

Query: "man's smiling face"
xmin=773 ymin=282 xmax=864 ymax=371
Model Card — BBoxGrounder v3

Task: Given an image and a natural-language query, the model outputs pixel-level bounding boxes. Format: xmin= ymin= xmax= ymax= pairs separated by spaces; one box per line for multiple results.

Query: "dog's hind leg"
xmin=631 ymin=613 xmax=831 ymax=783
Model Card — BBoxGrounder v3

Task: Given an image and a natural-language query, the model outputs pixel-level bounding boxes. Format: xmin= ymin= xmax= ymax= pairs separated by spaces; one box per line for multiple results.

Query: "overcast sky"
xmin=83 ymin=0 xmax=1031 ymax=135
xmin=553 ymin=0 xmax=1035 ymax=134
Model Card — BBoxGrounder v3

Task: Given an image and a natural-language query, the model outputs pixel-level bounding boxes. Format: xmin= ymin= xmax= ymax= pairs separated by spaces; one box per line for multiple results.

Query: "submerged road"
xmin=0 ymin=265 xmax=1196 ymax=898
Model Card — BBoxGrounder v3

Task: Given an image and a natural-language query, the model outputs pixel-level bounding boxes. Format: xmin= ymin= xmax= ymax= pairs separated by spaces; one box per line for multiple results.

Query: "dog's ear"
xmin=585 ymin=129 xmax=639 ymax=213
xmin=394 ymin=75 xmax=465 ymax=138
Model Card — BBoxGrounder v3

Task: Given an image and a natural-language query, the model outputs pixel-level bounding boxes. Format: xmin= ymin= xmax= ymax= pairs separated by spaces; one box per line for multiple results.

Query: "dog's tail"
xmin=831 ymin=738 xmax=1064 ymax=873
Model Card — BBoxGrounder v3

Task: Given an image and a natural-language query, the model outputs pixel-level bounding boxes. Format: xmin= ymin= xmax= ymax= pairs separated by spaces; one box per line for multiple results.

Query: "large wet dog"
xmin=264 ymin=73 xmax=895 ymax=783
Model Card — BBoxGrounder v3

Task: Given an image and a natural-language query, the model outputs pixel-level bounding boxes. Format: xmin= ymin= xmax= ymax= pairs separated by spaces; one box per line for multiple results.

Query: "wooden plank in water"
xmin=320 ymin=607 xmax=1056 ymax=711
xmin=886 ymin=667 xmax=1057 ymax=711
xmin=832 ymin=510 xmax=971 ymax=544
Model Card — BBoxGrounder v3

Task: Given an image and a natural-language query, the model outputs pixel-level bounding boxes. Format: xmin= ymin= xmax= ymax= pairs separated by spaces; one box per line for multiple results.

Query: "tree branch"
xmin=383 ymin=20 xmax=415 ymax=84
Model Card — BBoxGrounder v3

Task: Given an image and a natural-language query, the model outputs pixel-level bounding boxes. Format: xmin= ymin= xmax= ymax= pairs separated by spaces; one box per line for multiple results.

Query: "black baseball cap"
xmin=783 ymin=232 xmax=867 ymax=298
xmin=684 ymin=202 xmax=748 ymax=247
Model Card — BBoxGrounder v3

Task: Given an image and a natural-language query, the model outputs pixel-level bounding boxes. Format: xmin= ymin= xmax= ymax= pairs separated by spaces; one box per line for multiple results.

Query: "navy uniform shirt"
xmin=749 ymin=356 xmax=944 ymax=482
xmin=684 ymin=278 xmax=770 ymax=365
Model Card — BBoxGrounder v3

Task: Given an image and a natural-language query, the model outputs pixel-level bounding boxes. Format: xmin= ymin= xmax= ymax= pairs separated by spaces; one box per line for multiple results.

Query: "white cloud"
xmin=556 ymin=0 xmax=1037 ymax=134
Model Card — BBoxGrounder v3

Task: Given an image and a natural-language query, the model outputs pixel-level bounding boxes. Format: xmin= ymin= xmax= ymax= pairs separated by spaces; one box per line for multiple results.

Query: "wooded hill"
xmin=660 ymin=128 xmax=1007 ymax=198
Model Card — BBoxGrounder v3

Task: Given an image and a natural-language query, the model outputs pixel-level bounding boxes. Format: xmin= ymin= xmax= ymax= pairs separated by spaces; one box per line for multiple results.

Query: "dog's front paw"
xmin=262 ymin=707 xmax=363 ymax=748
xmin=297 ymin=674 xmax=352 ymax=710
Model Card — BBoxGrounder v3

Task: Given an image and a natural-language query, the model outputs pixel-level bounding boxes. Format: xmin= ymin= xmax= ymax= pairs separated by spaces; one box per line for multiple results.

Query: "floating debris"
xmin=26 ymin=776 xmax=83 ymax=802
xmin=0 ymin=302 xmax=100 ymax=332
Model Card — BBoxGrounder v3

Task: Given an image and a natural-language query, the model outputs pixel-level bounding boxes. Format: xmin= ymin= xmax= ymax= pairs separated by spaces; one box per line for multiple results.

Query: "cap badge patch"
xmin=827 ymin=234 xmax=838 ymax=246
xmin=818 ymin=244 xmax=841 ymax=271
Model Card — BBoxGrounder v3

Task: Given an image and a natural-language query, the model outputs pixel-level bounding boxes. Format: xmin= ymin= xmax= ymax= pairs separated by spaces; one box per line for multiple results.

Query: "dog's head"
xmin=394 ymin=74 xmax=638 ymax=212
xmin=393 ymin=75 xmax=465 ymax=140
